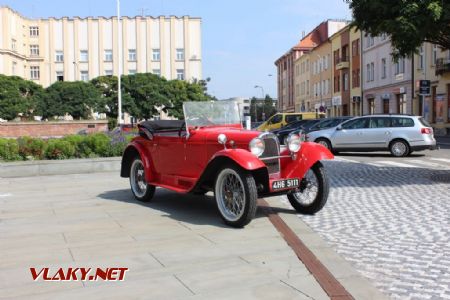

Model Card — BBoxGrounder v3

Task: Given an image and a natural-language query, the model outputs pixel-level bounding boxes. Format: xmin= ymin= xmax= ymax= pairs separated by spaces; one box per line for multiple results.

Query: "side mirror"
xmin=336 ymin=126 xmax=343 ymax=131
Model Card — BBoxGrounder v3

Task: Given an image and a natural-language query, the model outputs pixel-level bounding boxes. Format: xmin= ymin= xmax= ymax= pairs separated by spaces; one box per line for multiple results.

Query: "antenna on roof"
xmin=302 ymin=31 xmax=305 ymax=38
xmin=138 ymin=8 xmax=149 ymax=17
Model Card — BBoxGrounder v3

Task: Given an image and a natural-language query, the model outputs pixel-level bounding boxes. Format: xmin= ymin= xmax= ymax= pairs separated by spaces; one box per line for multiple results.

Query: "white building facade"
xmin=0 ymin=6 xmax=202 ymax=87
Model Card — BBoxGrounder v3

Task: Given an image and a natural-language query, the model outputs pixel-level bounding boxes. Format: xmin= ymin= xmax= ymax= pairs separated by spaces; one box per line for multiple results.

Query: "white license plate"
xmin=272 ymin=178 xmax=300 ymax=190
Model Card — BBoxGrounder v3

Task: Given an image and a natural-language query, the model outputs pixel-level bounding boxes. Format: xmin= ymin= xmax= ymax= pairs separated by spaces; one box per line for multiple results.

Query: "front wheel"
xmin=130 ymin=158 xmax=155 ymax=202
xmin=287 ymin=162 xmax=329 ymax=215
xmin=214 ymin=165 xmax=257 ymax=228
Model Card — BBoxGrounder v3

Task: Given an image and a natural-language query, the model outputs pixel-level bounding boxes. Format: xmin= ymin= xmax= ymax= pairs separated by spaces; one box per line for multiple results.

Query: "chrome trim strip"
xmin=260 ymin=155 xmax=291 ymax=161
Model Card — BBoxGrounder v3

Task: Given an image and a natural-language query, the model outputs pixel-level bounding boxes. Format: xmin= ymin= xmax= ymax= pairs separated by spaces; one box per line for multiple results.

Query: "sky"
xmin=3 ymin=0 xmax=351 ymax=99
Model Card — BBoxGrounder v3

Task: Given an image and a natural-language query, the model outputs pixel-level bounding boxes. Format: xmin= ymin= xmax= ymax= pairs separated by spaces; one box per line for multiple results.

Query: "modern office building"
xmin=0 ymin=6 xmax=202 ymax=87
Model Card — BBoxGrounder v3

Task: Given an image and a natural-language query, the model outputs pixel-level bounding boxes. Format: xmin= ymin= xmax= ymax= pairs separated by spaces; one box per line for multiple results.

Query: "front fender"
xmin=280 ymin=142 xmax=333 ymax=179
xmin=210 ymin=149 xmax=266 ymax=170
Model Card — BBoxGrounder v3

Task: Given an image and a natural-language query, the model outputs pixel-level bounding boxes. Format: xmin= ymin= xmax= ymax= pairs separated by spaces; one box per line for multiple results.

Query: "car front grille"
xmin=260 ymin=133 xmax=280 ymax=174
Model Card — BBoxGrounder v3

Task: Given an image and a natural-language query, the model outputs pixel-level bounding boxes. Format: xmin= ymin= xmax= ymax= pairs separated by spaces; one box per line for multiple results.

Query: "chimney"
xmin=302 ymin=31 xmax=305 ymax=39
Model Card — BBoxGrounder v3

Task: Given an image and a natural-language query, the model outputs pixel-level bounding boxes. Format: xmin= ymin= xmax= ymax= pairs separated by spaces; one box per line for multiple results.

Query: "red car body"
xmin=121 ymin=101 xmax=333 ymax=227
xmin=121 ymin=124 xmax=333 ymax=195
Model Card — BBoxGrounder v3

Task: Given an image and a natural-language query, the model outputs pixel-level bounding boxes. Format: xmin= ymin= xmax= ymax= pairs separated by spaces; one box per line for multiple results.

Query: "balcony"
xmin=336 ymin=56 xmax=349 ymax=70
xmin=436 ymin=58 xmax=450 ymax=76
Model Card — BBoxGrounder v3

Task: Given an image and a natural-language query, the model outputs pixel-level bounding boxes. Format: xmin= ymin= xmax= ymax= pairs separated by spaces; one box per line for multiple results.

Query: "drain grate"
xmin=430 ymin=173 xmax=450 ymax=183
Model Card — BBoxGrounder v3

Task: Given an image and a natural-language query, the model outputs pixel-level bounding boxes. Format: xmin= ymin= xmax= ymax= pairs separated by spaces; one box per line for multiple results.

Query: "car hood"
xmin=307 ymin=126 xmax=336 ymax=138
xmin=193 ymin=126 xmax=262 ymax=144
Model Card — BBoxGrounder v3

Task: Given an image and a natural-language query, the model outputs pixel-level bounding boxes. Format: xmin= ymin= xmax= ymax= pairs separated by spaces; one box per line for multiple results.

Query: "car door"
xmin=155 ymin=132 xmax=186 ymax=186
xmin=331 ymin=117 xmax=370 ymax=149
xmin=364 ymin=117 xmax=392 ymax=148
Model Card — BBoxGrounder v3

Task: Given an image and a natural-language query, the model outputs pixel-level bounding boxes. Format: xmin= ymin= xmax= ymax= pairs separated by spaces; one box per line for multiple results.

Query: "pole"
xmin=317 ymin=54 xmax=323 ymax=115
xmin=117 ymin=0 xmax=123 ymax=125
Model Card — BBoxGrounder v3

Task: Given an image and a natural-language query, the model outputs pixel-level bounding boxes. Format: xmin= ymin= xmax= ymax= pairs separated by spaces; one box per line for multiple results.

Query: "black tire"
xmin=214 ymin=164 xmax=257 ymax=228
xmin=287 ymin=162 xmax=329 ymax=215
xmin=129 ymin=157 xmax=155 ymax=202
xmin=315 ymin=138 xmax=332 ymax=151
xmin=389 ymin=139 xmax=410 ymax=157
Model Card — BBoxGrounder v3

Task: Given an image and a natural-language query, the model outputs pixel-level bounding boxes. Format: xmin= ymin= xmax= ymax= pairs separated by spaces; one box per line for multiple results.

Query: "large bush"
xmin=0 ymin=138 xmax=21 ymax=161
xmin=0 ymin=132 xmax=133 ymax=162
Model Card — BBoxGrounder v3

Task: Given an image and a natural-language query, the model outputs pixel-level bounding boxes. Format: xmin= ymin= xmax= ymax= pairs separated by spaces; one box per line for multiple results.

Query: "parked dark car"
xmin=305 ymin=117 xmax=353 ymax=133
xmin=276 ymin=119 xmax=323 ymax=145
xmin=271 ymin=119 xmax=311 ymax=135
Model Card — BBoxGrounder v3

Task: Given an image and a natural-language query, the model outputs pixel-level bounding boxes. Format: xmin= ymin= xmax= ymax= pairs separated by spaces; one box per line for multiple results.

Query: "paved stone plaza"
xmin=298 ymin=153 xmax=450 ymax=300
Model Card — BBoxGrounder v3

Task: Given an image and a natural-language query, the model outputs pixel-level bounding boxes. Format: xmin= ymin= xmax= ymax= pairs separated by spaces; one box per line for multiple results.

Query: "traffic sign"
xmin=419 ymin=80 xmax=431 ymax=95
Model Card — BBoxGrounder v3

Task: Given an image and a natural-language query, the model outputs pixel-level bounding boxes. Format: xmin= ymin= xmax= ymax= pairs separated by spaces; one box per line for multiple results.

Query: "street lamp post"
xmin=117 ymin=0 xmax=123 ymax=125
xmin=254 ymin=85 xmax=265 ymax=120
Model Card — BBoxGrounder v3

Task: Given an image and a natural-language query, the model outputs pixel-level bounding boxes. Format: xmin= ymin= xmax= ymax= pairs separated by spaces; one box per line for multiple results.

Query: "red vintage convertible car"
xmin=121 ymin=101 xmax=333 ymax=227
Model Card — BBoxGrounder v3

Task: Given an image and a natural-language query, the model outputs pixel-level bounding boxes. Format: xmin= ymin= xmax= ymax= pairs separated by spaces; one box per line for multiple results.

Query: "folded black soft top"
xmin=138 ymin=120 xmax=185 ymax=133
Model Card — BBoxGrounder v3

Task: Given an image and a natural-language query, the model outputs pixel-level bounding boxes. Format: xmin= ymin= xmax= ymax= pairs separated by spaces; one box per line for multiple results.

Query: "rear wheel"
xmin=390 ymin=140 xmax=409 ymax=157
xmin=130 ymin=158 xmax=155 ymax=202
xmin=287 ymin=162 xmax=329 ymax=215
xmin=315 ymin=138 xmax=332 ymax=150
xmin=214 ymin=165 xmax=257 ymax=228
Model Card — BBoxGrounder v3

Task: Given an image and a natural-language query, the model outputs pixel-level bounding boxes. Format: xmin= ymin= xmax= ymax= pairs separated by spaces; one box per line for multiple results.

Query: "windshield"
xmin=183 ymin=101 xmax=242 ymax=128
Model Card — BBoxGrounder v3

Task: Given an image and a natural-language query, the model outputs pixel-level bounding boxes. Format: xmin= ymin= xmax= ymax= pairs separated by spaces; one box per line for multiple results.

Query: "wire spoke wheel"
xmin=291 ymin=169 xmax=319 ymax=205
xmin=214 ymin=166 xmax=257 ymax=227
xmin=287 ymin=162 xmax=329 ymax=215
xmin=129 ymin=158 xmax=155 ymax=202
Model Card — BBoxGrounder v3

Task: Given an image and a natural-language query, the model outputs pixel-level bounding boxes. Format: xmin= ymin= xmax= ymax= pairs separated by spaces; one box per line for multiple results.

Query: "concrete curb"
xmin=268 ymin=197 xmax=390 ymax=300
xmin=0 ymin=157 xmax=121 ymax=178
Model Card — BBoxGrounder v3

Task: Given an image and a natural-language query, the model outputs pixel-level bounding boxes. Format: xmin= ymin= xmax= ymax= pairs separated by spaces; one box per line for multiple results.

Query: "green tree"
xmin=164 ymin=78 xmax=214 ymax=119
xmin=347 ymin=0 xmax=450 ymax=58
xmin=250 ymin=95 xmax=277 ymax=122
xmin=122 ymin=73 xmax=171 ymax=120
xmin=0 ymin=75 xmax=44 ymax=121
xmin=90 ymin=75 xmax=138 ymax=119
xmin=38 ymin=81 xmax=101 ymax=120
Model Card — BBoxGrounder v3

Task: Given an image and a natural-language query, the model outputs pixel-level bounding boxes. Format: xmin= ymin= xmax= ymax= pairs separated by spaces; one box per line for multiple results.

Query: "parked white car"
xmin=306 ymin=115 xmax=437 ymax=157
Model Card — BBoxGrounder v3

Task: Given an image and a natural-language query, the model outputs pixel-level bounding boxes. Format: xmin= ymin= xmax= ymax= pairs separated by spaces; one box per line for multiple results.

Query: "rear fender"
xmin=280 ymin=142 xmax=333 ymax=179
xmin=120 ymin=141 xmax=156 ymax=182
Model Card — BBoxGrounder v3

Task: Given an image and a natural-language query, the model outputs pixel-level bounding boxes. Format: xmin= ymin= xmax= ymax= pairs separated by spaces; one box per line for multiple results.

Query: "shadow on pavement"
xmin=97 ymin=188 xmax=270 ymax=227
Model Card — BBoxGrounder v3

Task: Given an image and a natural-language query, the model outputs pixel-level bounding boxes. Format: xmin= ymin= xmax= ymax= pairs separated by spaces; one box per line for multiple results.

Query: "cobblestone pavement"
xmin=294 ymin=155 xmax=450 ymax=300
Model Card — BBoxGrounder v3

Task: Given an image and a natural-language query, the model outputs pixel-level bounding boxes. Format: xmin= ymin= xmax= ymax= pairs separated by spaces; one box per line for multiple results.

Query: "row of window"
xmin=341 ymin=116 xmax=414 ymax=130
xmin=23 ymin=45 xmax=184 ymax=62
xmin=366 ymin=57 xmax=406 ymax=82
xmin=29 ymin=66 xmax=184 ymax=81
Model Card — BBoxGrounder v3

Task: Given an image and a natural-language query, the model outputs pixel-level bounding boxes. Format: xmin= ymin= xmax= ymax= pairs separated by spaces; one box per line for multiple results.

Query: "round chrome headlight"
xmin=218 ymin=133 xmax=227 ymax=145
xmin=287 ymin=132 xmax=302 ymax=153
xmin=249 ymin=137 xmax=265 ymax=157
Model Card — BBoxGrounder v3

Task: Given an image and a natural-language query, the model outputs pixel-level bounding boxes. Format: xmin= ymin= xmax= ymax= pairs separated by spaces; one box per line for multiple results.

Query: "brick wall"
xmin=0 ymin=121 xmax=108 ymax=138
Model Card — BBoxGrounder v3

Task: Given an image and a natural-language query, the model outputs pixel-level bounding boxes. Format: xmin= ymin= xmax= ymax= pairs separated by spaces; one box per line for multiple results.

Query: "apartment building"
xmin=294 ymin=52 xmax=311 ymax=112
xmin=414 ymin=43 xmax=450 ymax=133
xmin=310 ymin=41 xmax=332 ymax=114
xmin=362 ymin=34 xmax=413 ymax=116
xmin=276 ymin=20 xmax=347 ymax=113
xmin=330 ymin=26 xmax=362 ymax=117
xmin=0 ymin=6 xmax=202 ymax=87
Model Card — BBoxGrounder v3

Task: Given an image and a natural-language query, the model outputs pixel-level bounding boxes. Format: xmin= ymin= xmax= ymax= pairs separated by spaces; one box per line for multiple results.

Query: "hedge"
xmin=0 ymin=132 xmax=134 ymax=162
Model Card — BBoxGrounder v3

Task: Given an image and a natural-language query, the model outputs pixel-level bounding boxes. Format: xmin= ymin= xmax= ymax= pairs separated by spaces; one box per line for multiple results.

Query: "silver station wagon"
xmin=306 ymin=115 xmax=437 ymax=157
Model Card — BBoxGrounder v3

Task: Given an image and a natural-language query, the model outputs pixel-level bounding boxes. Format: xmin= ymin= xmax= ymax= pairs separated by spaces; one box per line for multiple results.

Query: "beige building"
xmin=310 ymin=41 xmax=332 ymax=114
xmin=0 ymin=6 xmax=202 ymax=87
xmin=414 ymin=43 xmax=450 ymax=134
xmin=294 ymin=52 xmax=311 ymax=112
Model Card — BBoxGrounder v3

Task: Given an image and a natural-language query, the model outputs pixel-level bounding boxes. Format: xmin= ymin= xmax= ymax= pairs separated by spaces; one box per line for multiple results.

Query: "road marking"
xmin=334 ymin=157 xmax=359 ymax=163
xmin=429 ymin=158 xmax=450 ymax=163
xmin=375 ymin=161 xmax=421 ymax=168
xmin=405 ymin=159 xmax=449 ymax=169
